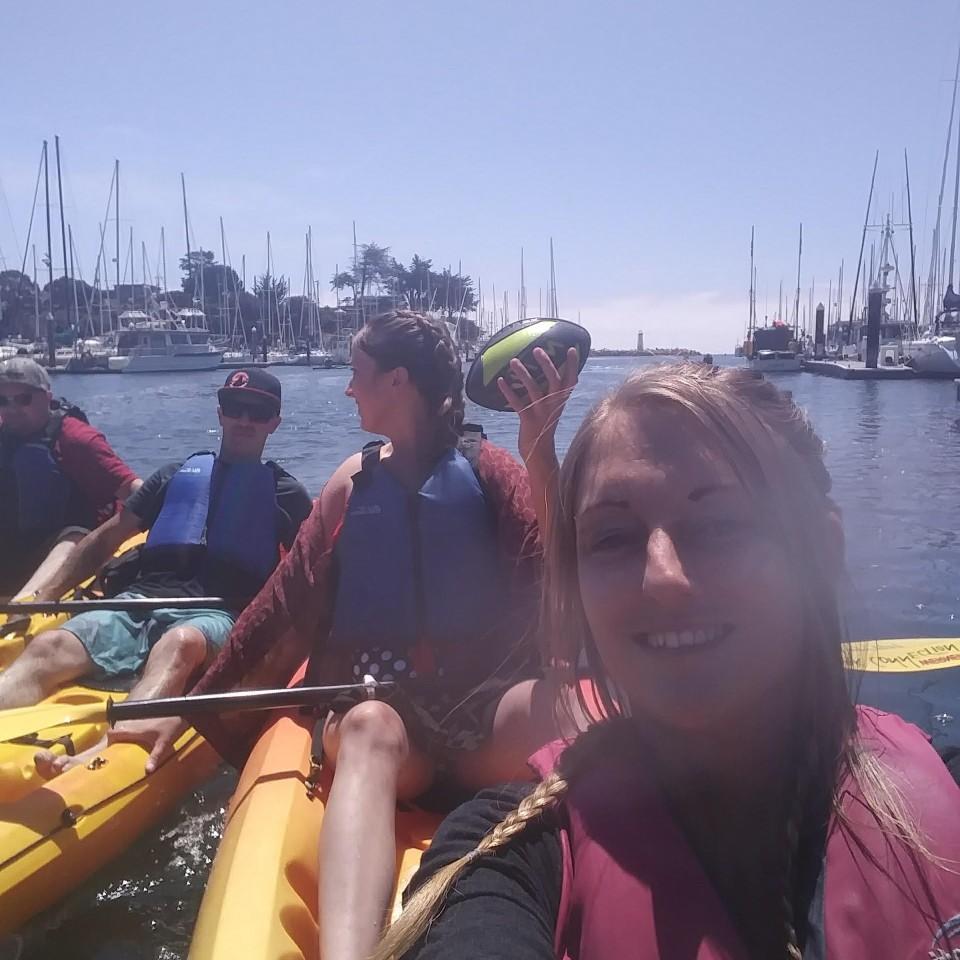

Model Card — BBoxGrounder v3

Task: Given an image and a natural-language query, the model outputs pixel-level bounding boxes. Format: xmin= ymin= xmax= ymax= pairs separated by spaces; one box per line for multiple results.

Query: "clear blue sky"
xmin=2 ymin=0 xmax=959 ymax=351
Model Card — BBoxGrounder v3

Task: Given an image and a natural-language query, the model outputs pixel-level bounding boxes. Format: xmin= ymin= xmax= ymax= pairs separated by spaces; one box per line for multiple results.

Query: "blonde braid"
xmin=371 ymin=773 xmax=569 ymax=960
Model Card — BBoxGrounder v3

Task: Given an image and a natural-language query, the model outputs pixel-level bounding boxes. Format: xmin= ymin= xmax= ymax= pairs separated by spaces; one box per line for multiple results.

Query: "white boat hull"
xmin=111 ymin=351 xmax=223 ymax=373
xmin=904 ymin=338 xmax=960 ymax=377
xmin=748 ymin=355 xmax=802 ymax=372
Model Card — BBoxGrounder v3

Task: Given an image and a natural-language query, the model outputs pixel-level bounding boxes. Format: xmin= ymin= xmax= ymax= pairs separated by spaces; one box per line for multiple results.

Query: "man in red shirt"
xmin=0 ymin=356 xmax=140 ymax=598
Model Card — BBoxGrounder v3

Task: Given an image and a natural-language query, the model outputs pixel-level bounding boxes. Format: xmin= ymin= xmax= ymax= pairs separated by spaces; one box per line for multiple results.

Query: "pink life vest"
xmin=529 ymin=708 xmax=960 ymax=959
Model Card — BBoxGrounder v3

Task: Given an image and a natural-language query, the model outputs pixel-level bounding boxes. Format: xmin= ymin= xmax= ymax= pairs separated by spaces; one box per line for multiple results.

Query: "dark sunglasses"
xmin=220 ymin=398 xmax=277 ymax=423
xmin=0 ymin=392 xmax=36 ymax=408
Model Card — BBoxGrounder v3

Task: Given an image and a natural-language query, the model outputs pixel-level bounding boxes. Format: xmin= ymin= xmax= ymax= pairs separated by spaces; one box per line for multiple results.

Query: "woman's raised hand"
xmin=497 ymin=346 xmax=580 ymax=467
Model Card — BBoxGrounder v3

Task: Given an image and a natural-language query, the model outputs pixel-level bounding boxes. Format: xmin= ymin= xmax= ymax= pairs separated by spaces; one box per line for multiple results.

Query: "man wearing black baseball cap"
xmin=0 ymin=368 xmax=313 ymax=777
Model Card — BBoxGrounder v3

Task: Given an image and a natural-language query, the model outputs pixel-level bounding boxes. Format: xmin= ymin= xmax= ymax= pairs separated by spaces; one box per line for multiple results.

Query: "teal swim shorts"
xmin=61 ymin=591 xmax=235 ymax=688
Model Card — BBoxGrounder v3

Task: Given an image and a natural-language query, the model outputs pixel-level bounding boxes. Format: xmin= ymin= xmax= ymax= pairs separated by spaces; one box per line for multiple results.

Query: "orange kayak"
xmin=188 ymin=666 xmax=614 ymax=959
xmin=189 ymin=702 xmax=439 ymax=959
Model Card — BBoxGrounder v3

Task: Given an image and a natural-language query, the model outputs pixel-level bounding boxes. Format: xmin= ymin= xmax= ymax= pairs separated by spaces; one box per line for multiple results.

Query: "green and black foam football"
xmin=465 ymin=317 xmax=591 ymax=411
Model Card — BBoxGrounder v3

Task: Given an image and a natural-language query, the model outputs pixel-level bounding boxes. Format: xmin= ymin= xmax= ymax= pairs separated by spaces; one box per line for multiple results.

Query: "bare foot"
xmin=34 ymin=735 xmax=108 ymax=779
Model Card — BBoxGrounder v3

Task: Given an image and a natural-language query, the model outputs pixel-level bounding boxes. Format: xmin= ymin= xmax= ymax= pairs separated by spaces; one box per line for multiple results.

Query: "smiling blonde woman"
xmin=375 ymin=363 xmax=960 ymax=960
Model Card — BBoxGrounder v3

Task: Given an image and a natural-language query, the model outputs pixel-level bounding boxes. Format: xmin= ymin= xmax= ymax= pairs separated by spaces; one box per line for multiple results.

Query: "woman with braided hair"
xmin=375 ymin=362 xmax=960 ymax=960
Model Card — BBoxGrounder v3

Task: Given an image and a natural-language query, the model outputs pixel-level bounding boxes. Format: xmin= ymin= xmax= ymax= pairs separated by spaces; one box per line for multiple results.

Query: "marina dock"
xmin=801 ymin=359 xmax=916 ymax=380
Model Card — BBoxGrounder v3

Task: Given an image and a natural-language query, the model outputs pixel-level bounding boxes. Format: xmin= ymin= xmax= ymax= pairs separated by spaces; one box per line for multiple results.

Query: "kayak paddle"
xmin=0 ymin=679 xmax=395 ymax=744
xmin=0 ymin=597 xmax=231 ymax=616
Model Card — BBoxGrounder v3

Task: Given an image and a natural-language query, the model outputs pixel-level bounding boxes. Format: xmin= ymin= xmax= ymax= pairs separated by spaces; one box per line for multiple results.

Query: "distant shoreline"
xmin=590 ymin=347 xmax=703 ymax=357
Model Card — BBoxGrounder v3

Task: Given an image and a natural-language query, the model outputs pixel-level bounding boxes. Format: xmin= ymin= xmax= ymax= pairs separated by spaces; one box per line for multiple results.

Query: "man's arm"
xmin=115 ymin=476 xmax=143 ymax=501
xmin=56 ymin=418 xmax=140 ymax=515
xmin=34 ymin=506 xmax=143 ymax=602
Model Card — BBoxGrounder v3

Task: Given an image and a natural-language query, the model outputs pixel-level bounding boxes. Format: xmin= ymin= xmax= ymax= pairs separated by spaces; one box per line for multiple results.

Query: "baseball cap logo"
xmin=228 ymin=371 xmax=250 ymax=388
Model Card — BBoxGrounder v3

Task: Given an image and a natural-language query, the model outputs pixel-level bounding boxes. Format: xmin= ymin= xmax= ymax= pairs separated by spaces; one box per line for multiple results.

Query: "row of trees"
xmin=331 ymin=244 xmax=477 ymax=319
xmin=0 ymin=241 xmax=479 ymax=343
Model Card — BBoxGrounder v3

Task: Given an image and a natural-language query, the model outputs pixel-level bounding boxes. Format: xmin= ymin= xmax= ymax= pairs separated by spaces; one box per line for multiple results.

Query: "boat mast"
xmin=94 ymin=226 xmax=106 ymax=336
xmin=161 ymin=226 xmax=167 ymax=294
xmin=520 ymin=247 xmax=527 ymax=319
xmin=32 ymin=244 xmax=39 ymax=340
xmin=266 ymin=231 xmax=273 ymax=342
xmin=220 ymin=216 xmax=228 ymax=336
xmin=54 ymin=136 xmax=71 ymax=337
xmin=68 ymin=225 xmax=82 ymax=335
xmin=748 ymin=226 xmax=755 ymax=339
xmin=949 ymin=98 xmax=960 ymax=301
xmin=115 ymin=160 xmax=120 ymax=313
xmin=549 ymin=238 xmax=558 ymax=317
xmin=836 ymin=260 xmax=844 ymax=346
xmin=141 ymin=240 xmax=149 ymax=311
xmin=904 ymin=149 xmax=919 ymax=334
xmin=181 ymin=173 xmax=194 ymax=311
xmin=42 ymin=141 xmax=55 ymax=367
xmin=91 ymin=162 xmax=117 ymax=336
xmin=793 ymin=222 xmax=802 ymax=338
xmin=846 ymin=150 xmax=879 ymax=344
xmin=352 ymin=220 xmax=360 ymax=327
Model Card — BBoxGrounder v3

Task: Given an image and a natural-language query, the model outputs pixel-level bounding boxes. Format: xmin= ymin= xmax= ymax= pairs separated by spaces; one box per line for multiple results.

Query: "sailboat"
xmin=903 ymin=44 xmax=960 ymax=376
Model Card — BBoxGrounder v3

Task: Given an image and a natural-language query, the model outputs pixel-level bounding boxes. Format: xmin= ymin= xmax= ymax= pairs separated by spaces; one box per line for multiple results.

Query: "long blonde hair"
xmin=374 ymin=362 xmax=928 ymax=960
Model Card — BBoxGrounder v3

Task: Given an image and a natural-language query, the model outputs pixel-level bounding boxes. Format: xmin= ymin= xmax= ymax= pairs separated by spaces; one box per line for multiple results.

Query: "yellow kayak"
xmin=0 ymin=722 xmax=217 ymax=934
xmin=0 ymin=535 xmax=220 ymax=934
xmin=0 ymin=532 xmax=149 ymax=802
xmin=0 ymin=532 xmax=147 ymax=669
xmin=189 ymin=638 xmax=960 ymax=959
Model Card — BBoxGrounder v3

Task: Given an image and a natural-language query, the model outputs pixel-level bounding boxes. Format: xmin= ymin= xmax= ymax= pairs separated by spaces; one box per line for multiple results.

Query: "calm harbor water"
xmin=12 ymin=356 xmax=960 ymax=958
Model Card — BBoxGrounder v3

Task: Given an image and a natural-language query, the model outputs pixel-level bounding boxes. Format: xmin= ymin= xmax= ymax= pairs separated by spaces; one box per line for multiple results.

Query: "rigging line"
xmin=61 ymin=162 xmax=83 ymax=252
xmin=0 ymin=175 xmax=23 ymax=269
xmin=90 ymin=164 xmax=117 ymax=295
xmin=15 ymin=147 xmax=45 ymax=295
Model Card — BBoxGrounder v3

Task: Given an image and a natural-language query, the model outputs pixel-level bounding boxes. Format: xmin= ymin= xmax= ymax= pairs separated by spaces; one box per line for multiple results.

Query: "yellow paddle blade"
xmin=845 ymin=638 xmax=960 ymax=674
xmin=0 ymin=699 xmax=109 ymax=744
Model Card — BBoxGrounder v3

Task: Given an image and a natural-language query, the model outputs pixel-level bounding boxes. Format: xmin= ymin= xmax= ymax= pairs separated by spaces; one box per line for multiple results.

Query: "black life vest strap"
xmin=355 ymin=440 xmax=386 ymax=486
xmin=43 ymin=399 xmax=88 ymax=445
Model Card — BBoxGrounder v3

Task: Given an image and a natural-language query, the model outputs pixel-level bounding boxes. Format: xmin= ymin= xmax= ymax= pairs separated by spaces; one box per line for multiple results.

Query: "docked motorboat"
xmin=109 ymin=308 xmax=222 ymax=373
xmin=742 ymin=229 xmax=801 ymax=372
xmin=746 ymin=324 xmax=802 ymax=372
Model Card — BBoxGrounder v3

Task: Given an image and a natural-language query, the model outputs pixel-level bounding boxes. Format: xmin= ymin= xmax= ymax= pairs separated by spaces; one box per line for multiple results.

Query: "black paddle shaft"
xmin=0 ymin=597 xmax=231 ymax=615
xmin=107 ymin=681 xmax=396 ymax=724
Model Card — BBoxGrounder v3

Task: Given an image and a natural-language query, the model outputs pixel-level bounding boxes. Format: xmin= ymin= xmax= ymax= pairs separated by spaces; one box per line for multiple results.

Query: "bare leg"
xmin=319 ymin=700 xmax=434 ymax=960
xmin=34 ymin=624 xmax=208 ymax=779
xmin=15 ymin=529 xmax=87 ymax=598
xmin=449 ymin=672 xmax=587 ymax=791
xmin=0 ymin=628 xmax=93 ymax=709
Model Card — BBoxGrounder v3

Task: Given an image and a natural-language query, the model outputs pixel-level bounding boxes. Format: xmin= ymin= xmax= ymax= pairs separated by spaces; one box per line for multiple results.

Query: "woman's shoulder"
xmin=856 ymin=705 xmax=958 ymax=787
xmin=410 ymin=782 xmax=563 ymax=911
xmin=474 ymin=440 xmax=529 ymax=496
xmin=317 ymin=451 xmax=365 ymax=531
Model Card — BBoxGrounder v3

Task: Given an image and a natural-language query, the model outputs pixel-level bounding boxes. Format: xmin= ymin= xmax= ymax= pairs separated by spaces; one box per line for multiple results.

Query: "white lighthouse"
xmin=637 ymin=330 xmax=644 ymax=352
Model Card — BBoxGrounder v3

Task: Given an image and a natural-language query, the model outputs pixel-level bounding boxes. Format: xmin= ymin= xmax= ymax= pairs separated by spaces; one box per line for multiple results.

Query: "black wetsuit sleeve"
xmin=401 ymin=784 xmax=562 ymax=960
xmin=124 ymin=461 xmax=181 ymax=528
xmin=273 ymin=470 xmax=313 ymax=548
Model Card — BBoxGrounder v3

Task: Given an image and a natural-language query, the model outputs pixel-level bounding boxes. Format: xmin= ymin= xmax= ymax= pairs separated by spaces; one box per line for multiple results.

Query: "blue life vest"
xmin=144 ymin=453 xmax=279 ymax=585
xmin=328 ymin=444 xmax=506 ymax=670
xmin=0 ymin=406 xmax=84 ymax=540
